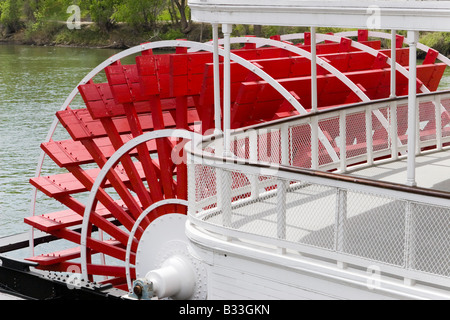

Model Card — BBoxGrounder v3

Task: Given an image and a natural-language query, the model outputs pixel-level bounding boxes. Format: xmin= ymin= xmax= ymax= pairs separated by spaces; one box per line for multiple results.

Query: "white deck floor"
xmin=346 ymin=149 xmax=450 ymax=192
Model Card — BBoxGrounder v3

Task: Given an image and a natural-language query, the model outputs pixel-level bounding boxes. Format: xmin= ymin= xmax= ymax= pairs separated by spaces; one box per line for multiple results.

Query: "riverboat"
xmin=1 ymin=0 xmax=450 ymax=300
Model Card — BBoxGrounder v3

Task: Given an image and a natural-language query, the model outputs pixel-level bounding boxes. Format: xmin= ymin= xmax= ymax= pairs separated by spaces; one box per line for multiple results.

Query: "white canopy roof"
xmin=189 ymin=0 xmax=450 ymax=32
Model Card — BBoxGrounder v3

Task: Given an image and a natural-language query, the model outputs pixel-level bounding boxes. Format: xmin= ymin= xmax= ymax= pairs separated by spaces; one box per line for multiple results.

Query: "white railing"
xmin=186 ymin=90 xmax=450 ymax=289
xmin=223 ymin=90 xmax=450 ymax=173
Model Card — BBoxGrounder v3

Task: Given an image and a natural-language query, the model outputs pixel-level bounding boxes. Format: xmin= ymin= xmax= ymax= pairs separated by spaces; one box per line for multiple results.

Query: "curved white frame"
xmin=315 ymin=33 xmax=430 ymax=94
xmin=31 ymin=36 xmax=352 ymax=231
xmin=281 ymin=30 xmax=450 ymax=89
xmin=197 ymin=35 xmax=410 ymax=147
xmin=330 ymin=30 xmax=450 ymax=67
xmin=33 ymin=32 xmax=417 ymax=223
xmin=209 ymin=31 xmax=447 ymax=94
xmin=195 ymin=36 xmax=371 ymax=102
xmin=281 ymin=31 xmax=450 ymax=123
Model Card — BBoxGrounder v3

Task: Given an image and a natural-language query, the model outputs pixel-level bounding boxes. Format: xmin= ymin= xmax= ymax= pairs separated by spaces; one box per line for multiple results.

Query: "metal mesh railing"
xmin=214 ymin=92 xmax=450 ymax=173
xmin=232 ymin=92 xmax=450 ymax=172
xmin=412 ymin=203 xmax=450 ymax=277
xmin=190 ymin=161 xmax=450 ymax=283
xmin=188 ymin=91 xmax=450 ymax=287
xmin=343 ymin=190 xmax=406 ymax=266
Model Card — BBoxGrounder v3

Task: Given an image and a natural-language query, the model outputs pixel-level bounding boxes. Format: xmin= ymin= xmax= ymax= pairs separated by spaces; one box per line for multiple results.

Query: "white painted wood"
xmin=310 ymin=27 xmax=318 ymax=113
xmin=187 ymin=222 xmax=450 ymax=300
xmin=390 ymin=30 xmax=397 ymax=98
xmin=407 ymin=31 xmax=419 ymax=187
xmin=222 ymin=24 xmax=232 ymax=156
xmin=212 ymin=23 xmax=222 ymax=132
xmin=189 ymin=0 xmax=450 ymax=32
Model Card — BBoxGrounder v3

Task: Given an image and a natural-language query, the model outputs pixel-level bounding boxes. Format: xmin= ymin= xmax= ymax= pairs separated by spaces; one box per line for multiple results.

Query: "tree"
xmin=254 ymin=25 xmax=262 ymax=37
xmin=24 ymin=0 xmax=76 ymax=33
xmin=114 ymin=0 xmax=167 ymax=30
xmin=23 ymin=0 xmax=39 ymax=23
xmin=170 ymin=0 xmax=191 ymax=34
xmin=89 ymin=0 xmax=118 ymax=32
xmin=0 ymin=0 xmax=23 ymax=34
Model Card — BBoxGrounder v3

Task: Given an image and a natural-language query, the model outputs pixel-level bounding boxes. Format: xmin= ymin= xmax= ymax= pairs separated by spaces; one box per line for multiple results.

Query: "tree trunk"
xmin=254 ymin=25 xmax=262 ymax=37
xmin=172 ymin=0 xmax=192 ymax=34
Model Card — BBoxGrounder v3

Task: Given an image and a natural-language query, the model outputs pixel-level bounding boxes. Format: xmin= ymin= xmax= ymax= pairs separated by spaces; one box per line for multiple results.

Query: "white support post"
xmin=336 ymin=188 xmax=348 ymax=269
xmin=339 ymin=110 xmax=347 ymax=173
xmin=249 ymin=129 xmax=259 ymax=200
xmin=310 ymin=27 xmax=319 ymax=170
xmin=390 ymin=101 xmax=399 ymax=160
xmin=277 ymin=179 xmax=287 ymax=254
xmin=403 ymin=201 xmax=416 ymax=286
xmin=222 ymin=24 xmax=233 ymax=157
xmin=390 ymin=30 xmax=397 ymax=98
xmin=281 ymin=124 xmax=289 ymax=166
xmin=311 ymin=27 xmax=318 ymax=113
xmin=222 ymin=169 xmax=232 ymax=231
xmin=212 ymin=23 xmax=222 ymax=133
xmin=406 ymin=31 xmax=418 ymax=187
xmin=187 ymin=160 xmax=197 ymax=216
xmin=311 ymin=117 xmax=319 ymax=170
xmin=219 ymin=22 xmax=233 ymax=242
xmin=435 ymin=95 xmax=443 ymax=150
xmin=366 ymin=107 xmax=374 ymax=165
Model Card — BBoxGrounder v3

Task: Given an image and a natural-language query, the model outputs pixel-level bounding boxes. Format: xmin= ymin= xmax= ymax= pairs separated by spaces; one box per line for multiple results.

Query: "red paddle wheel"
xmin=26 ymin=44 xmax=199 ymax=291
xmin=24 ymin=32 xmax=447 ymax=294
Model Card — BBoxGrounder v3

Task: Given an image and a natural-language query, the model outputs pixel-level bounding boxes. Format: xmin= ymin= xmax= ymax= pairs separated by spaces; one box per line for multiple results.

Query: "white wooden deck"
xmin=346 ymin=149 xmax=450 ymax=192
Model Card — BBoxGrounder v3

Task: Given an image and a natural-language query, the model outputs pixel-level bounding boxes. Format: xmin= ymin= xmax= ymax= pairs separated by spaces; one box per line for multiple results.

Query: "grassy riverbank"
xmin=0 ymin=22 xmax=314 ymax=49
xmin=1 ymin=22 xmax=192 ymax=48
xmin=0 ymin=23 xmax=352 ymax=50
xmin=1 ymin=1 xmax=450 ymax=53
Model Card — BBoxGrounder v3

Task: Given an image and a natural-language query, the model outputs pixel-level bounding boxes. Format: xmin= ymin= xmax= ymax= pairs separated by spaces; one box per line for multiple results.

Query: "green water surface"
xmin=0 ymin=44 xmax=121 ymax=237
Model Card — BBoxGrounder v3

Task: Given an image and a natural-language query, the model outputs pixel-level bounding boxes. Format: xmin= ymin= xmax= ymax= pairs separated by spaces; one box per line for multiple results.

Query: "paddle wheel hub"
xmin=130 ymin=213 xmax=207 ymax=300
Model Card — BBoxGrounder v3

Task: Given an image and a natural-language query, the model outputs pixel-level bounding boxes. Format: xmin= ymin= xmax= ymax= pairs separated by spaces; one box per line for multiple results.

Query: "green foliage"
xmin=160 ymin=27 xmax=184 ymax=41
xmin=21 ymin=0 xmax=78 ymax=31
xmin=158 ymin=9 xmax=172 ymax=22
xmin=0 ymin=0 xmax=23 ymax=34
xmin=53 ymin=24 xmax=109 ymax=46
xmin=89 ymin=0 xmax=118 ymax=32
xmin=0 ymin=0 xmax=189 ymax=37
xmin=420 ymin=32 xmax=450 ymax=56
xmin=113 ymin=0 xmax=167 ymax=30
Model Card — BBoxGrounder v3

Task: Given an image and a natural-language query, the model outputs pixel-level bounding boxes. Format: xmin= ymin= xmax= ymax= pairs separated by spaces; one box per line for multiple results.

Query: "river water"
xmin=1 ymin=44 xmax=450 ymax=239
xmin=0 ymin=44 xmax=121 ymax=238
